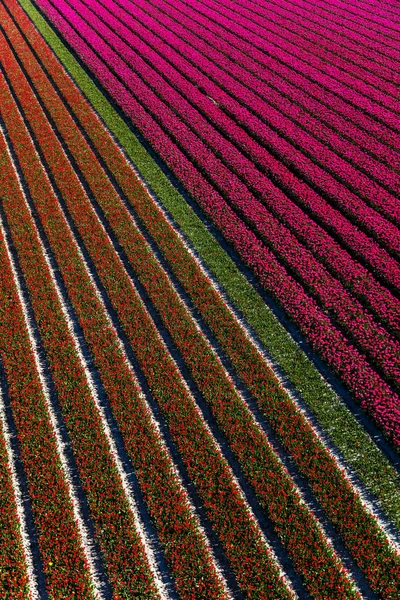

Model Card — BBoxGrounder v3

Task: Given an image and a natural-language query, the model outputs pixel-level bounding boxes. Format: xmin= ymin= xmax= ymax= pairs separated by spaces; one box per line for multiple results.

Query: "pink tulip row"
xmin=38 ymin=0 xmax=400 ymax=389
xmin=276 ymin=0 xmax=400 ymax=52
xmin=196 ymin=0 xmax=400 ymax=130
xmin=244 ymin=0 xmax=400 ymax=77
xmin=238 ymin=0 xmax=400 ymax=85
xmin=302 ymin=0 xmax=400 ymax=37
xmin=215 ymin=0 xmax=400 ymax=102
xmin=36 ymin=0 xmax=400 ymax=449
xmin=78 ymin=0 xmax=400 ymax=327
xmin=150 ymin=0 xmax=400 ymax=153
xmin=143 ymin=0 xmax=400 ymax=172
xmin=146 ymin=0 xmax=400 ymax=231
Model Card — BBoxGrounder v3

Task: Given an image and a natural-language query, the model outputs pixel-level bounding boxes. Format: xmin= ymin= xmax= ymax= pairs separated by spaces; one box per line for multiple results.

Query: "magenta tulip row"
xmin=213 ymin=0 xmax=400 ymax=100
xmin=73 ymin=0 xmax=400 ymax=334
xmin=143 ymin=0 xmax=400 ymax=231
xmin=255 ymin=0 xmax=400 ymax=59
xmin=140 ymin=0 xmax=400 ymax=173
xmin=243 ymin=0 xmax=400 ymax=79
xmin=150 ymin=0 xmax=400 ymax=153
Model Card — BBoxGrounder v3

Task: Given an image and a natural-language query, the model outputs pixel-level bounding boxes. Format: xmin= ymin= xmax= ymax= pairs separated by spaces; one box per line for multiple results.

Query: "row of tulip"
xmin=244 ymin=0 xmax=400 ymax=81
xmin=31 ymin=17 xmax=400 ymax=592
xmin=33 ymin=0 xmax=400 ymax=397
xmin=240 ymin=0 xmax=400 ymax=88
xmin=0 ymin=133 xmax=95 ymax=599
xmin=7 ymin=4 xmax=400 ymax=597
xmin=0 ymin=42 xmax=162 ymax=599
xmin=210 ymin=0 xmax=400 ymax=115
xmin=19 ymin=0 xmax=400 ymax=543
xmin=216 ymin=0 xmax=400 ymax=105
xmin=303 ymin=0 xmax=400 ymax=40
xmin=69 ymin=0 xmax=400 ymax=338
xmin=1 ymin=19 xmax=297 ymax=598
xmin=141 ymin=0 xmax=400 ymax=183
xmin=153 ymin=0 xmax=400 ymax=153
xmin=139 ymin=0 xmax=400 ymax=234
xmin=0 ymin=10 xmax=232 ymax=600
xmin=0 ymin=329 xmax=31 ymax=598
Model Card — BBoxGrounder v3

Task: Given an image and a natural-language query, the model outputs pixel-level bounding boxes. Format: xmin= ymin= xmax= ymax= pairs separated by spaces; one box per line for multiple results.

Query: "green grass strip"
xmin=20 ymin=0 xmax=400 ymax=531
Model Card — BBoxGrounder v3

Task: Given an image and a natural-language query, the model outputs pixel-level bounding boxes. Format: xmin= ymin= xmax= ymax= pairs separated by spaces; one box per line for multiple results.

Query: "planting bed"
xmin=0 ymin=0 xmax=400 ymax=597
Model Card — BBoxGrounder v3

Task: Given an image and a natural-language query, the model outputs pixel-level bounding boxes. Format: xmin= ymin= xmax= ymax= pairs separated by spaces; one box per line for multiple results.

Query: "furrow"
xmin=26 ymin=0 xmax=400 ymax=395
xmin=195 ymin=0 xmax=400 ymax=127
xmin=17 ymin=0 xmax=400 ymax=544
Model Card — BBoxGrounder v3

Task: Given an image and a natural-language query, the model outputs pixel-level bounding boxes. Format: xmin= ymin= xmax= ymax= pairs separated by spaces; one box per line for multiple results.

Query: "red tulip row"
xmin=34 ymin=0 xmax=400 ymax=448
xmin=0 ymin=356 xmax=31 ymax=598
xmin=8 ymin=5 xmax=400 ymax=596
xmin=242 ymin=0 xmax=400 ymax=83
xmin=138 ymin=0 xmax=400 ymax=235
xmin=0 ymin=19 xmax=295 ymax=599
xmin=68 ymin=0 xmax=400 ymax=339
xmin=0 ymin=45 xmax=162 ymax=600
xmin=32 ymin=0 xmax=400 ymax=396
xmin=0 ymin=9 xmax=231 ymax=600
xmin=0 ymin=133 xmax=94 ymax=599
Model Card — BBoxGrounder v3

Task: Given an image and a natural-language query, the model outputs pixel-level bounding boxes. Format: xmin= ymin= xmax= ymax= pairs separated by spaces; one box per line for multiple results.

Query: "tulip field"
xmin=1 ymin=0 xmax=400 ymax=598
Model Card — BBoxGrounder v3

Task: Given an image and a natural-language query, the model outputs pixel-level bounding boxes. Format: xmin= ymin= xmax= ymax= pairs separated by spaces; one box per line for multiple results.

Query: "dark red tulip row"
xmin=33 ymin=0 xmax=400 ymax=450
xmin=66 ymin=0 xmax=400 ymax=340
xmin=8 ymin=4 xmax=400 ymax=597
xmin=0 ymin=16 xmax=297 ymax=598
xmin=2 ymin=9 xmax=362 ymax=597
xmin=0 ymin=131 xmax=95 ymax=599
xmin=0 ymin=41 xmax=162 ymax=599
